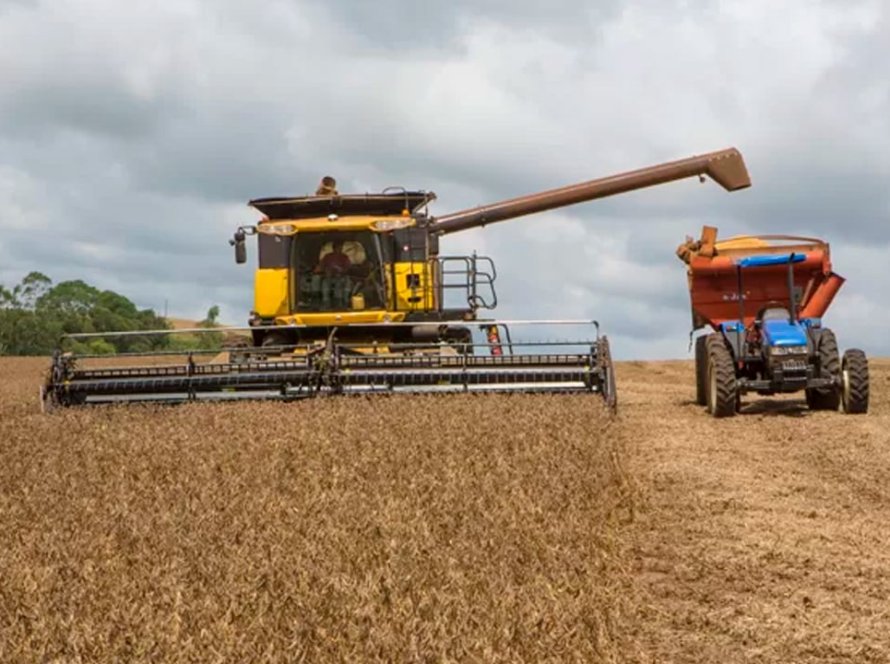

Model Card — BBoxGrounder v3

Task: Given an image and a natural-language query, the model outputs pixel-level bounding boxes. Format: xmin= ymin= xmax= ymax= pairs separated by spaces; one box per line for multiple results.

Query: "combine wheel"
xmin=694 ymin=334 xmax=708 ymax=406
xmin=806 ymin=328 xmax=840 ymax=411
xmin=443 ymin=326 xmax=473 ymax=356
xmin=228 ymin=337 xmax=252 ymax=364
xmin=705 ymin=334 xmax=737 ymax=418
xmin=841 ymin=349 xmax=869 ymax=414
xmin=599 ymin=336 xmax=617 ymax=412
xmin=254 ymin=330 xmax=293 ymax=360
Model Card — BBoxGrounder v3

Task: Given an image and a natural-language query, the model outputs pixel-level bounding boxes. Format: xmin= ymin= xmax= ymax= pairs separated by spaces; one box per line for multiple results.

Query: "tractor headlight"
xmin=770 ymin=345 xmax=807 ymax=356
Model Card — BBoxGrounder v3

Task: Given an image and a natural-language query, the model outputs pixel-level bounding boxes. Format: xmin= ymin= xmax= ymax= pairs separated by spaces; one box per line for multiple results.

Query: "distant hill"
xmin=166 ymin=318 xmax=204 ymax=330
xmin=165 ymin=317 xmax=238 ymax=330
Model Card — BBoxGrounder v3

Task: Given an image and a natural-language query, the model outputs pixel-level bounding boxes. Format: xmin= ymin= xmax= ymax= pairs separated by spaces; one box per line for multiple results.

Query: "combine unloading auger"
xmin=431 ymin=147 xmax=750 ymax=235
xmin=43 ymin=147 xmax=749 ymax=412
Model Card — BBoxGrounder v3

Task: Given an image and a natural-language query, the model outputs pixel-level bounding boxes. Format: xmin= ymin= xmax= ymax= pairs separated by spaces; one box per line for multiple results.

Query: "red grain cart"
xmin=676 ymin=227 xmax=868 ymax=417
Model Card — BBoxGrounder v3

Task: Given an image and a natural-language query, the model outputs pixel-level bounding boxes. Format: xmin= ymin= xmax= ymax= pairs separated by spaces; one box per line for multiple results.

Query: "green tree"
xmin=0 ymin=273 xmax=169 ymax=356
xmin=0 ymin=271 xmax=51 ymax=310
xmin=203 ymin=305 xmax=220 ymax=326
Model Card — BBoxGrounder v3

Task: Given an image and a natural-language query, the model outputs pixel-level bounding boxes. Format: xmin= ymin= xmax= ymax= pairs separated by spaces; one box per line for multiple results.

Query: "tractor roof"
xmin=250 ymin=192 xmax=436 ymax=220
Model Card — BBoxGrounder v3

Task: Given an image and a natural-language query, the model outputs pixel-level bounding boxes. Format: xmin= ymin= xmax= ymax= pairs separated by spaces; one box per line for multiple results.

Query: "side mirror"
xmin=230 ymin=229 xmax=247 ymax=264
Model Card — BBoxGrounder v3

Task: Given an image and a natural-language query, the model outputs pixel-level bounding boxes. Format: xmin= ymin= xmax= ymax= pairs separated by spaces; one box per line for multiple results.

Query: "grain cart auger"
xmin=677 ymin=227 xmax=869 ymax=417
xmin=43 ymin=147 xmax=750 ymax=411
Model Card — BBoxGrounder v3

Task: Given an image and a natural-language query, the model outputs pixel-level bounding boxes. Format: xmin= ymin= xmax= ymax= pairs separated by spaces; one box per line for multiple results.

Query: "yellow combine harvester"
xmin=42 ymin=148 xmax=750 ymax=410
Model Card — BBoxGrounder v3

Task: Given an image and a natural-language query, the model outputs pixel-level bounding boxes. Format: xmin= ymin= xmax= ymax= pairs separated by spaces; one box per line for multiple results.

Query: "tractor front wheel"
xmin=706 ymin=334 xmax=737 ymax=418
xmin=841 ymin=349 xmax=869 ymax=414
xmin=806 ymin=328 xmax=841 ymax=411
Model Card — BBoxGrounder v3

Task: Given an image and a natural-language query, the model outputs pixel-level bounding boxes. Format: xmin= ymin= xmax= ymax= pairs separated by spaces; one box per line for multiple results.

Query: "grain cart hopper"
xmin=677 ymin=227 xmax=869 ymax=417
xmin=43 ymin=148 xmax=750 ymax=410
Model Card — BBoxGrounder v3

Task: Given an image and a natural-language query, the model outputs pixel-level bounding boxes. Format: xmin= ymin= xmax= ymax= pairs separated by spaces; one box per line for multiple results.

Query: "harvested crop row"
xmin=0 ymin=358 xmax=628 ymax=662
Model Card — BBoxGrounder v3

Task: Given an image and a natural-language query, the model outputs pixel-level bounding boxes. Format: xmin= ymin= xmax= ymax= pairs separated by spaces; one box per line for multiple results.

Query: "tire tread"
xmin=842 ymin=349 xmax=869 ymax=414
xmin=694 ymin=335 xmax=708 ymax=406
xmin=706 ymin=334 xmax=737 ymax=418
xmin=806 ymin=328 xmax=840 ymax=411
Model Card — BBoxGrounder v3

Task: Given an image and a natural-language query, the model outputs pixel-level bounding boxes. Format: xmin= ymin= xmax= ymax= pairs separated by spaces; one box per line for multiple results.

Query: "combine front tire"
xmin=706 ymin=334 xmax=737 ymax=418
xmin=251 ymin=330 xmax=293 ymax=361
xmin=598 ymin=336 xmax=617 ymax=412
xmin=806 ymin=328 xmax=841 ymax=411
xmin=841 ymin=349 xmax=869 ymax=414
xmin=694 ymin=335 xmax=708 ymax=406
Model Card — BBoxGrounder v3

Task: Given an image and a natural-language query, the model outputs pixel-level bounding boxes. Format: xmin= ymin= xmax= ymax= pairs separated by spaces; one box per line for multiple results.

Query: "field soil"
xmin=616 ymin=359 xmax=890 ymax=663
xmin=0 ymin=357 xmax=888 ymax=662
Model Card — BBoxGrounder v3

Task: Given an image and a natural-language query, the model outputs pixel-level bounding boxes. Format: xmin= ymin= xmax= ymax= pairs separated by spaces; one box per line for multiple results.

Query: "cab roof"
xmin=250 ymin=192 xmax=436 ymax=220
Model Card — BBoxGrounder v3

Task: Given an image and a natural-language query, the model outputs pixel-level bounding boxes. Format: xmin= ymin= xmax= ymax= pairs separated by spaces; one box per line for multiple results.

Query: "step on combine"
xmin=677 ymin=227 xmax=869 ymax=417
xmin=42 ymin=148 xmax=751 ymax=411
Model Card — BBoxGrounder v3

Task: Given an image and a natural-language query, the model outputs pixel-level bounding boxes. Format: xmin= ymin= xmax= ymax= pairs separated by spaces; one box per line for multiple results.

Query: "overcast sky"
xmin=1 ymin=0 xmax=887 ymax=359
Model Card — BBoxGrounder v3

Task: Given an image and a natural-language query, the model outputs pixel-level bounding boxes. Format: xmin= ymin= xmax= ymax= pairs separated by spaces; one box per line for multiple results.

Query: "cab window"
xmin=293 ymin=231 xmax=385 ymax=312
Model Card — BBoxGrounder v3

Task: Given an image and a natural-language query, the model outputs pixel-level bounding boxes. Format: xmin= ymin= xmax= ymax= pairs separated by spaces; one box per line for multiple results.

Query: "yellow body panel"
xmin=274 ymin=311 xmax=408 ymax=326
xmin=254 ymin=268 xmax=289 ymax=318
xmin=392 ymin=261 xmax=436 ymax=311
xmin=256 ymin=262 xmax=439 ymax=320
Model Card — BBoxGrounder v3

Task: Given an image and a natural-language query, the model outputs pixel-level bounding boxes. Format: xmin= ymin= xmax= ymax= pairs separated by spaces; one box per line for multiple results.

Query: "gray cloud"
xmin=306 ymin=0 xmax=626 ymax=51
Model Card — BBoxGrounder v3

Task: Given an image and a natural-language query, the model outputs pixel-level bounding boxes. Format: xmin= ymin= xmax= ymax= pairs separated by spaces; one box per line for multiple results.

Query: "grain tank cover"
xmin=250 ymin=192 xmax=435 ymax=220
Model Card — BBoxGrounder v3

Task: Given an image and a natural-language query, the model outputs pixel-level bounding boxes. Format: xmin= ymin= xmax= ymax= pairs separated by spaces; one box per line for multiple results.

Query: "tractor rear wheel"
xmin=694 ymin=334 xmax=708 ymax=406
xmin=841 ymin=349 xmax=869 ymax=414
xmin=706 ymin=334 xmax=737 ymax=418
xmin=805 ymin=328 xmax=840 ymax=411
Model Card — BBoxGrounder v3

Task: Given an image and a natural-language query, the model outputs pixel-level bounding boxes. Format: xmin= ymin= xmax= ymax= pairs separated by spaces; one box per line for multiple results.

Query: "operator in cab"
xmin=317 ymin=239 xmax=352 ymax=276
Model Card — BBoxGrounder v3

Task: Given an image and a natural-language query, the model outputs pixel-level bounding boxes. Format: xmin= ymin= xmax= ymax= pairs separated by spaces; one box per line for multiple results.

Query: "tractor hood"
xmin=762 ymin=319 xmax=808 ymax=347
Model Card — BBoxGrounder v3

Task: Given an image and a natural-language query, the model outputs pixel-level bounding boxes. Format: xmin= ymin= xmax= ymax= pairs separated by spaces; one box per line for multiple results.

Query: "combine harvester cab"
xmin=43 ymin=147 xmax=752 ymax=412
xmin=677 ymin=227 xmax=869 ymax=417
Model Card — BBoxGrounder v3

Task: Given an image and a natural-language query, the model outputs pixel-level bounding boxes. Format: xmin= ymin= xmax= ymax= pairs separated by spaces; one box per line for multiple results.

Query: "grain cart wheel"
xmin=705 ymin=334 xmax=737 ymax=418
xmin=694 ymin=334 xmax=708 ymax=406
xmin=806 ymin=328 xmax=841 ymax=411
xmin=841 ymin=349 xmax=869 ymax=414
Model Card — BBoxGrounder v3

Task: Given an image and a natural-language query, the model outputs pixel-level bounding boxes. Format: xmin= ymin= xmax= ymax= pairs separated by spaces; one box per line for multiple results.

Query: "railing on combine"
xmin=436 ymin=253 xmax=498 ymax=313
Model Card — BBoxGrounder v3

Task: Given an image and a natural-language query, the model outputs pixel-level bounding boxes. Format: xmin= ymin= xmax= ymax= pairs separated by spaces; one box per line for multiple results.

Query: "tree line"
xmin=0 ymin=272 xmax=221 ymax=355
